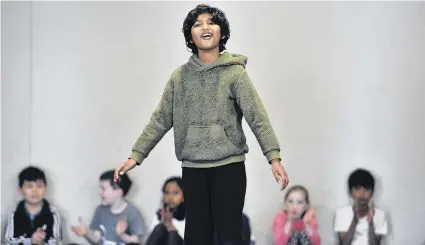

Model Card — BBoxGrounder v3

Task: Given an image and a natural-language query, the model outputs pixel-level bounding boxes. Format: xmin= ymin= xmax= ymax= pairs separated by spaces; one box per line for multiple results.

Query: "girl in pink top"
xmin=273 ymin=185 xmax=321 ymax=245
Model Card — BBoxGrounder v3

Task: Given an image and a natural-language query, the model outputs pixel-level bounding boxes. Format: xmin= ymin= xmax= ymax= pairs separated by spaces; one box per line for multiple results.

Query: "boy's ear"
xmin=118 ymin=188 xmax=124 ymax=197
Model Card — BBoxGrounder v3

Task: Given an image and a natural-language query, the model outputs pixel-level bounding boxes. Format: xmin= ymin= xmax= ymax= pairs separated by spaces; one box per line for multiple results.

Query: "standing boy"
xmin=114 ymin=4 xmax=289 ymax=245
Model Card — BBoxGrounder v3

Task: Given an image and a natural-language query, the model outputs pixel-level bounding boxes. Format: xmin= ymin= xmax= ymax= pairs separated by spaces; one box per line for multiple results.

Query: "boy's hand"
xmin=114 ymin=159 xmax=137 ymax=182
xmin=354 ymin=198 xmax=369 ymax=218
xmin=31 ymin=228 xmax=46 ymax=245
xmin=160 ymin=206 xmax=173 ymax=223
xmin=367 ymin=201 xmax=375 ymax=221
xmin=71 ymin=217 xmax=88 ymax=237
xmin=303 ymin=208 xmax=316 ymax=224
xmin=271 ymin=159 xmax=289 ymax=191
xmin=116 ymin=218 xmax=128 ymax=236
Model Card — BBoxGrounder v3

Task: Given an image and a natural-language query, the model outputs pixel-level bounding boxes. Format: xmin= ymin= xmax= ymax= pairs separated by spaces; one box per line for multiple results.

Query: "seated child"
xmin=145 ymin=176 xmax=185 ymax=245
xmin=4 ymin=166 xmax=62 ymax=245
xmin=241 ymin=213 xmax=253 ymax=245
xmin=334 ymin=168 xmax=388 ymax=245
xmin=71 ymin=170 xmax=145 ymax=245
xmin=273 ymin=185 xmax=320 ymax=245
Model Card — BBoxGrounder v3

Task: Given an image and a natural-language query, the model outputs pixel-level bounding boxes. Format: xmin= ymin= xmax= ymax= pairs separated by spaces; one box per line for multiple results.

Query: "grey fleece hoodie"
xmin=130 ymin=52 xmax=281 ymax=168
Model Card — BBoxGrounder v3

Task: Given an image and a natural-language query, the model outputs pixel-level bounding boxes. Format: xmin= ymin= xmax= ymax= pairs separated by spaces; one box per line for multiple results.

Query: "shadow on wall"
xmin=371 ymin=171 xmax=394 ymax=245
xmin=384 ymin=212 xmax=393 ymax=245
xmin=42 ymin=170 xmax=71 ymax=243
xmin=1 ymin=216 xmax=7 ymax=244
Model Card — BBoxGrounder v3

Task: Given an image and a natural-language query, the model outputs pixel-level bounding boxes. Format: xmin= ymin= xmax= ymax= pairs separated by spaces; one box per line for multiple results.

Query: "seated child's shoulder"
xmin=12 ymin=199 xmax=59 ymax=214
xmin=373 ymin=207 xmax=386 ymax=219
xmin=335 ymin=205 xmax=354 ymax=217
xmin=335 ymin=205 xmax=386 ymax=219
xmin=124 ymin=203 xmax=141 ymax=215
xmin=47 ymin=203 xmax=60 ymax=215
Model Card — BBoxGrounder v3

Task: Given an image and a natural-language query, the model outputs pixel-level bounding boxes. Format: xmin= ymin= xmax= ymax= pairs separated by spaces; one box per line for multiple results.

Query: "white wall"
xmin=1 ymin=0 xmax=33 ymax=239
xmin=2 ymin=2 xmax=425 ymax=244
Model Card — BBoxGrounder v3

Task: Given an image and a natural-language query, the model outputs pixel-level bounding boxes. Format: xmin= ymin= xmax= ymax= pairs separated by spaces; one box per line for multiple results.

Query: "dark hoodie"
xmin=130 ymin=52 xmax=281 ymax=168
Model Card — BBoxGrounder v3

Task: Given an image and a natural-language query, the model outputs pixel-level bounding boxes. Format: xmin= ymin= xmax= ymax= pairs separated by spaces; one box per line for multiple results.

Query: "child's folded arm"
xmin=118 ymin=233 xmax=141 ymax=244
xmin=272 ymin=211 xmax=291 ymax=245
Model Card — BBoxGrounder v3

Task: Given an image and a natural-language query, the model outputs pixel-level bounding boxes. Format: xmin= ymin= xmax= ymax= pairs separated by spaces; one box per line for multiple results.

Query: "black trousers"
xmin=182 ymin=161 xmax=247 ymax=245
xmin=145 ymin=223 xmax=183 ymax=245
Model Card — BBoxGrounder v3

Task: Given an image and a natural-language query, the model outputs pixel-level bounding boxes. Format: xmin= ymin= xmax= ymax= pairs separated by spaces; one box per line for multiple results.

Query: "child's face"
xmin=191 ymin=13 xmax=221 ymax=53
xmin=284 ymin=190 xmax=308 ymax=219
xmin=99 ymin=180 xmax=121 ymax=205
xmin=20 ymin=179 xmax=47 ymax=205
xmin=163 ymin=182 xmax=184 ymax=209
xmin=351 ymin=186 xmax=372 ymax=205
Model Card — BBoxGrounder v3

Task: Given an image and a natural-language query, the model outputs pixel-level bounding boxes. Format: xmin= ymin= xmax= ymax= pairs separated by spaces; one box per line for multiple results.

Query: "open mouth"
xmin=201 ymin=33 xmax=213 ymax=40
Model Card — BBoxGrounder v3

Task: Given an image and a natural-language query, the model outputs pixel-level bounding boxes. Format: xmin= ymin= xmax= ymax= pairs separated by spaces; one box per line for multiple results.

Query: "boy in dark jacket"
xmin=4 ymin=166 xmax=62 ymax=245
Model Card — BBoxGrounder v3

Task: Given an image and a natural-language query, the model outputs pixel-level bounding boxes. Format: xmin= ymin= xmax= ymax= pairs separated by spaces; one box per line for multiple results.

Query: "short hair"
xmin=161 ymin=176 xmax=183 ymax=193
xmin=182 ymin=4 xmax=230 ymax=54
xmin=284 ymin=185 xmax=310 ymax=205
xmin=99 ymin=170 xmax=132 ymax=196
xmin=348 ymin=168 xmax=375 ymax=192
xmin=18 ymin=166 xmax=47 ymax=188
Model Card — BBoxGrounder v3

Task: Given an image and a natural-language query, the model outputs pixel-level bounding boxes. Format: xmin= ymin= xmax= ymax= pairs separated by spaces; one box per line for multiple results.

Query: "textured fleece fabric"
xmin=130 ymin=51 xmax=281 ymax=168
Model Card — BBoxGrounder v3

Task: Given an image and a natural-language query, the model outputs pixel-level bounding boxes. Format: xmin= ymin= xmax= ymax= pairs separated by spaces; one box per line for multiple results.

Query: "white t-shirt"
xmin=149 ymin=215 xmax=186 ymax=239
xmin=334 ymin=205 xmax=388 ymax=245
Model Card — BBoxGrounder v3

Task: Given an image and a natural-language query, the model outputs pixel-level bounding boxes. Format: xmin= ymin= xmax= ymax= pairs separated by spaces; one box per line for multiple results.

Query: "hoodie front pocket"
xmin=181 ymin=124 xmax=239 ymax=161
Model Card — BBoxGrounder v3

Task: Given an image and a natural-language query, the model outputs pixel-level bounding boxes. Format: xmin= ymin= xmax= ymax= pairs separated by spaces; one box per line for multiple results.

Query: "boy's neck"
xmin=110 ymin=198 xmax=128 ymax=214
xmin=25 ymin=201 xmax=43 ymax=215
xmin=198 ymin=49 xmax=220 ymax=64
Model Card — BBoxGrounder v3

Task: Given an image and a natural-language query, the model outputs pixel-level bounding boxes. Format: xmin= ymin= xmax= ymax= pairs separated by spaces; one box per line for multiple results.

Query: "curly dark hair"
xmin=182 ymin=4 xmax=231 ymax=54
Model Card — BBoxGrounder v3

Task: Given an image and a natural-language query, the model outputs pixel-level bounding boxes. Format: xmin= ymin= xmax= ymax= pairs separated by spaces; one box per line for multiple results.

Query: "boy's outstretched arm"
xmin=232 ymin=70 xmax=280 ymax=163
xmin=130 ymin=76 xmax=175 ymax=165
xmin=233 ymin=70 xmax=289 ymax=189
xmin=114 ymin=75 xmax=175 ymax=181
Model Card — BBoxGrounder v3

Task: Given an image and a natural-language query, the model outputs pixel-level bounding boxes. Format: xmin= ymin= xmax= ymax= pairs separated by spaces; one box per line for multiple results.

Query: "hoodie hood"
xmin=187 ymin=51 xmax=248 ymax=72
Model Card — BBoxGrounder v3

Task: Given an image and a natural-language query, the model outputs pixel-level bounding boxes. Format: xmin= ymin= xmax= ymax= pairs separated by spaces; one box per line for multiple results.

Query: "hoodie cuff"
xmin=129 ymin=151 xmax=146 ymax=165
xmin=266 ymin=150 xmax=281 ymax=163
